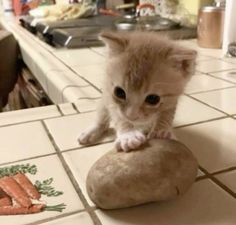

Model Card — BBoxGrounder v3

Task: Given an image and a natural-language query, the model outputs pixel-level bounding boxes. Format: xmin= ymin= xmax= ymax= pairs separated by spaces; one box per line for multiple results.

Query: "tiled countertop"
xmin=0 ymin=15 xmax=104 ymax=104
xmin=0 ymin=14 xmax=236 ymax=225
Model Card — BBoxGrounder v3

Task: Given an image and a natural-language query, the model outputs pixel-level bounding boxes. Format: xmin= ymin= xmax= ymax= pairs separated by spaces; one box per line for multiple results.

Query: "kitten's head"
xmin=101 ymin=31 xmax=197 ymax=124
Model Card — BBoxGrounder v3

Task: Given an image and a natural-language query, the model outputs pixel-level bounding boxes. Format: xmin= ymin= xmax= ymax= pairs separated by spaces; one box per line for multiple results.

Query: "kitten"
xmin=78 ymin=31 xmax=196 ymax=152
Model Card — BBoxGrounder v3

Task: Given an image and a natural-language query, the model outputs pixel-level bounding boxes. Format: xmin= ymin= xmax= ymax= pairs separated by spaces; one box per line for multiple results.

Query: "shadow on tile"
xmin=175 ymin=118 xmax=236 ymax=173
xmin=96 ymin=180 xmax=236 ymax=225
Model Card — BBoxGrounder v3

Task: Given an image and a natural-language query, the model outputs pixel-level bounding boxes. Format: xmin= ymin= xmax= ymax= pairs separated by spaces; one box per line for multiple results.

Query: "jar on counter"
xmin=197 ymin=6 xmax=225 ymax=48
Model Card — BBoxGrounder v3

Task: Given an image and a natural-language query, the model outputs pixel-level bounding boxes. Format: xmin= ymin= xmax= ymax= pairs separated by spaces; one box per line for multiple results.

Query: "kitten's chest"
xmin=133 ymin=121 xmax=155 ymax=134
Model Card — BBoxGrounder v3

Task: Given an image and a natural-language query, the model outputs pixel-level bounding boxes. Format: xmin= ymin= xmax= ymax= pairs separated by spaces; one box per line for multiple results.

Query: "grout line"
xmin=0 ymin=152 xmax=57 ymax=167
xmin=25 ymin=209 xmax=86 ymax=225
xmin=56 ymin=104 xmax=64 ymax=116
xmin=199 ymin=166 xmax=236 ymax=198
xmin=47 ymin=51 xmax=102 ymax=94
xmin=41 ymin=121 xmax=103 ymax=225
xmin=187 ymin=94 xmax=236 ymax=121
xmin=77 ymin=109 xmax=96 ymax=114
xmin=77 ymin=97 xmax=101 ymax=100
xmin=56 ymin=104 xmax=79 ymax=117
xmin=184 ymin=94 xmax=231 ymax=116
xmin=205 ymin=72 xmax=236 ymax=85
xmin=71 ymin=102 xmax=80 ymax=113
xmin=174 ymin=115 xmax=228 ymax=129
xmin=186 ymin=85 xmax=236 ymax=95
xmin=62 ymin=84 xmax=91 ymax=89
xmin=61 ymin=139 xmax=115 ymax=154
xmin=196 ymin=67 xmax=236 ymax=74
xmin=195 ymin=175 xmax=208 ymax=182
xmin=210 ymin=167 xmax=236 ymax=176
xmin=0 ymin=115 xmax=64 ymax=129
xmin=89 ymin=47 xmax=106 ymax=57
xmin=0 ymin=108 xmax=95 ymax=129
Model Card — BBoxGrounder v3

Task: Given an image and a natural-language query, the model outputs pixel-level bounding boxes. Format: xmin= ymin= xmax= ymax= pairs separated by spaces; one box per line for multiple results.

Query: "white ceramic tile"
xmin=74 ymin=98 xmax=100 ymax=113
xmin=46 ymin=70 xmax=89 ymax=104
xmin=62 ymin=86 xmax=101 ymax=103
xmin=222 ymin=57 xmax=236 ymax=64
xmin=0 ymin=155 xmax=84 ymax=225
xmin=20 ymin=47 xmax=45 ymax=88
xmin=215 ymin=171 xmax=236 ymax=193
xmin=44 ymin=112 xmax=114 ymax=151
xmin=176 ymin=39 xmax=198 ymax=49
xmin=192 ymin=87 xmax=236 ymax=114
xmin=33 ymin=57 xmax=56 ymax=92
xmin=41 ymin=212 xmax=93 ymax=225
xmin=196 ymin=54 xmax=215 ymax=62
xmin=58 ymin=103 xmax=77 ymax=115
xmin=175 ymin=118 xmax=236 ymax=173
xmin=54 ymin=49 xmax=105 ymax=67
xmin=96 ymin=179 xmax=236 ymax=225
xmin=185 ymin=74 xmax=234 ymax=94
xmin=210 ymin=70 xmax=236 ymax=83
xmin=63 ymin=142 xmax=114 ymax=206
xmin=0 ymin=121 xmax=55 ymax=164
xmin=196 ymin=59 xmax=236 ymax=73
xmin=174 ymin=96 xmax=224 ymax=127
xmin=192 ymin=41 xmax=224 ymax=58
xmin=74 ymin=64 xmax=106 ymax=89
xmin=0 ymin=105 xmax=60 ymax=126
xmin=62 ymin=70 xmax=89 ymax=86
xmin=196 ymin=48 xmax=224 ymax=58
xmin=90 ymin=46 xmax=108 ymax=56
xmin=197 ymin=170 xmax=205 ymax=177
xmin=19 ymin=42 xmax=58 ymax=92
xmin=20 ymin=43 xmax=47 ymax=90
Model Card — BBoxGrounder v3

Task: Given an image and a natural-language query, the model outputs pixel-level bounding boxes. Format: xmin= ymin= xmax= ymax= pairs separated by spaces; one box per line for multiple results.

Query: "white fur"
xmin=78 ymin=124 xmax=103 ymax=145
xmin=115 ymin=130 xmax=147 ymax=152
xmin=148 ymin=129 xmax=177 ymax=140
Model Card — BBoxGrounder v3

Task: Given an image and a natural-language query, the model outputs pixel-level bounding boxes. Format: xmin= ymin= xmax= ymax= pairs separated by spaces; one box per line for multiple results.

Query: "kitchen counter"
xmin=1 ymin=13 xmax=236 ymax=225
xmin=1 ymin=14 xmax=104 ymax=104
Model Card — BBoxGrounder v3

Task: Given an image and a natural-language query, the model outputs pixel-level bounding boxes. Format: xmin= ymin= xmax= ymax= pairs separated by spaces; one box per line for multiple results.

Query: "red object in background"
xmin=13 ymin=0 xmax=40 ymax=16
xmin=13 ymin=0 xmax=24 ymax=16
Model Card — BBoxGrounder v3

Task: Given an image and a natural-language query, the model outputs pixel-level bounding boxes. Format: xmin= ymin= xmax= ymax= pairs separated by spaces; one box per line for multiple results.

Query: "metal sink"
xmin=20 ymin=15 xmax=196 ymax=48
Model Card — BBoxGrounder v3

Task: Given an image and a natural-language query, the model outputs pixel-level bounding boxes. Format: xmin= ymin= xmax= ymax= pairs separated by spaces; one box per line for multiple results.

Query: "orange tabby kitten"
xmin=78 ymin=31 xmax=196 ymax=152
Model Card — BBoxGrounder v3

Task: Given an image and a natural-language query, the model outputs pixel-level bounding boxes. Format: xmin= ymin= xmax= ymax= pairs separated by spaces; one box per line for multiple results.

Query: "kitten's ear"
xmin=169 ymin=48 xmax=197 ymax=77
xmin=100 ymin=32 xmax=129 ymax=55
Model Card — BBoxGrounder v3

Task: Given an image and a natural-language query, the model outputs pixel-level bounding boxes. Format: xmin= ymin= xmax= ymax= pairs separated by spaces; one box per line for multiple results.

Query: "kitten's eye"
xmin=114 ymin=87 xmax=126 ymax=100
xmin=145 ymin=94 xmax=160 ymax=105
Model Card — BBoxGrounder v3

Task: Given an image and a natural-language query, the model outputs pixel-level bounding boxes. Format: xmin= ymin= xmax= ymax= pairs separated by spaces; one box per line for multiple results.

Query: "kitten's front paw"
xmin=78 ymin=125 xmax=103 ymax=145
xmin=115 ymin=130 xmax=146 ymax=152
xmin=148 ymin=129 xmax=177 ymax=140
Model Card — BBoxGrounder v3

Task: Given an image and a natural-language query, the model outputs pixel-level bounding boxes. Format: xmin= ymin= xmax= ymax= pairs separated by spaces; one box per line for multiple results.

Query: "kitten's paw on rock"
xmin=78 ymin=125 xmax=103 ymax=145
xmin=115 ymin=130 xmax=146 ymax=152
xmin=148 ymin=129 xmax=177 ymax=140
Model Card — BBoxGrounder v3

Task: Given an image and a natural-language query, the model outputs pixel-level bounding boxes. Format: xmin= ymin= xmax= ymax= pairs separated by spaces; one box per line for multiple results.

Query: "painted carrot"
xmin=0 ymin=189 xmax=12 ymax=207
xmin=13 ymin=173 xmax=41 ymax=200
xmin=0 ymin=204 xmax=45 ymax=215
xmin=0 ymin=177 xmax=32 ymax=208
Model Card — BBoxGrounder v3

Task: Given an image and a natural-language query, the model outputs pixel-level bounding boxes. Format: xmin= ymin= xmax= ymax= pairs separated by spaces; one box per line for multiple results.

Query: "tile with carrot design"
xmin=0 ymin=155 xmax=83 ymax=225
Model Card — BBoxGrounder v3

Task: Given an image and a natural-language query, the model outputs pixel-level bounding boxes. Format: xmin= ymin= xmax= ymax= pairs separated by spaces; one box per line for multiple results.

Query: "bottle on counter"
xmin=197 ymin=4 xmax=225 ymax=48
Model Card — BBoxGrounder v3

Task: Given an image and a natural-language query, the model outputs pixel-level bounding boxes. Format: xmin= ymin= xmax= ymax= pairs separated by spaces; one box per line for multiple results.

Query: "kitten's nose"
xmin=125 ymin=109 xmax=139 ymax=121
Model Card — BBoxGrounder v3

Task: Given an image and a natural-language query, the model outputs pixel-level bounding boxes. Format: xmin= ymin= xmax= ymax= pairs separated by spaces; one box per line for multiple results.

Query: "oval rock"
xmin=86 ymin=139 xmax=198 ymax=209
